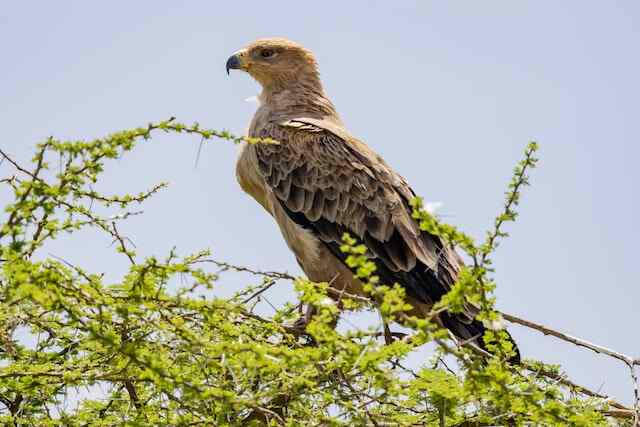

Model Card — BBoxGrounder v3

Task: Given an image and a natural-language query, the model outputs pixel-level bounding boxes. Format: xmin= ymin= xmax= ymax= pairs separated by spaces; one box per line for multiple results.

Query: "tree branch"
xmin=500 ymin=311 xmax=637 ymax=367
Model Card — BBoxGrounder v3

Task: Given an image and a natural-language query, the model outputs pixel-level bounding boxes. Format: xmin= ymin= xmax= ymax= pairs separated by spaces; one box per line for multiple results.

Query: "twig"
xmin=243 ymin=405 xmax=286 ymax=425
xmin=74 ymin=183 xmax=168 ymax=205
xmin=0 ymin=148 xmax=40 ymax=180
xmin=500 ymin=311 xmax=637 ymax=368
xmin=520 ymin=361 xmax=629 ymax=410
xmin=124 ymin=380 xmax=142 ymax=411
xmin=198 ymin=259 xmax=295 ymax=281
xmin=241 ymin=280 xmax=277 ymax=304
xmin=601 ymin=408 xmax=636 ymax=419
xmin=479 ymin=142 xmax=537 ymax=265
xmin=0 ymin=144 xmax=48 ymax=241
xmin=631 ymin=365 xmax=639 ymax=425
xmin=194 ymin=136 xmax=205 ymax=169
xmin=111 ymin=221 xmax=136 ymax=265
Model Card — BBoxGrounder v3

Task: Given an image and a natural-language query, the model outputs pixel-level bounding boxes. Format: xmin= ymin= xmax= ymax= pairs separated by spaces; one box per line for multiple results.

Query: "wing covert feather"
xmin=253 ymin=119 xmax=463 ymax=301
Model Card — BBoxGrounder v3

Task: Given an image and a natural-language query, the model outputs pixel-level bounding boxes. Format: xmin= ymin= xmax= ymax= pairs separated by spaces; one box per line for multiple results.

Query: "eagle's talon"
xmin=289 ymin=315 xmax=310 ymax=334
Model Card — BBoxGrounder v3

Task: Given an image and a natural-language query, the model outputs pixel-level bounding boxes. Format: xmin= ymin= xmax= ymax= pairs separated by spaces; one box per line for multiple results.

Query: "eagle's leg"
xmin=290 ymin=304 xmax=316 ymax=334
xmin=382 ymin=320 xmax=394 ymax=345
xmin=288 ymin=303 xmax=340 ymax=336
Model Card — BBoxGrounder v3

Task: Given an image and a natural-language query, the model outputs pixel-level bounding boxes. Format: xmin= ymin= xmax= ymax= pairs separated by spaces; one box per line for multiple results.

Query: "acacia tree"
xmin=0 ymin=119 xmax=637 ymax=426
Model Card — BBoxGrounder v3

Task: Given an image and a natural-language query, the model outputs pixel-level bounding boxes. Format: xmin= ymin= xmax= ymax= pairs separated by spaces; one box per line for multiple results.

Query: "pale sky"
xmin=1 ymin=1 xmax=638 ymax=406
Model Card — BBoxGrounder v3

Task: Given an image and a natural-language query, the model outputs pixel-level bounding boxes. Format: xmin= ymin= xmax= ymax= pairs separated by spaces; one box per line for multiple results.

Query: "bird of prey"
xmin=226 ymin=38 xmax=519 ymax=361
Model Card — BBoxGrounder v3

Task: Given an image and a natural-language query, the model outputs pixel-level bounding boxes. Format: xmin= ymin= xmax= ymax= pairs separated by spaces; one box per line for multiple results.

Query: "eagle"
xmin=226 ymin=38 xmax=519 ymax=362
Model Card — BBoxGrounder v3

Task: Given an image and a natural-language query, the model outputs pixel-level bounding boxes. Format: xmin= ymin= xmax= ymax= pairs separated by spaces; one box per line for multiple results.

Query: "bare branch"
xmin=631 ymin=365 xmax=639 ymax=425
xmin=241 ymin=279 xmax=277 ymax=304
xmin=0 ymin=148 xmax=41 ymax=180
xmin=111 ymin=221 xmax=136 ymax=265
xmin=124 ymin=379 xmax=142 ymax=411
xmin=500 ymin=311 xmax=636 ymax=368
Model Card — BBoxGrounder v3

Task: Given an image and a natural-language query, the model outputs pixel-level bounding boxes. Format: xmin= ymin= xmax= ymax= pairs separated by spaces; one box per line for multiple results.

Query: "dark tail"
xmin=440 ymin=312 xmax=521 ymax=364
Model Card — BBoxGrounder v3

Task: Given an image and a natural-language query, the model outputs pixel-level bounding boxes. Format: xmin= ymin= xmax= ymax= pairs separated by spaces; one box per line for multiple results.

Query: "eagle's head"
xmin=226 ymin=38 xmax=321 ymax=92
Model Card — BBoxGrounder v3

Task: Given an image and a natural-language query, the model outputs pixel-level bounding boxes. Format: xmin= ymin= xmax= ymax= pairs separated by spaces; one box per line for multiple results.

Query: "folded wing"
xmin=254 ymin=118 xmax=470 ymax=316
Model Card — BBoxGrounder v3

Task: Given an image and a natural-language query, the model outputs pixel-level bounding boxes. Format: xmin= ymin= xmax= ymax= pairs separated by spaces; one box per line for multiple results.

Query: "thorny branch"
xmin=501 ymin=311 xmax=638 ymax=368
xmin=197 ymin=258 xmax=296 ymax=281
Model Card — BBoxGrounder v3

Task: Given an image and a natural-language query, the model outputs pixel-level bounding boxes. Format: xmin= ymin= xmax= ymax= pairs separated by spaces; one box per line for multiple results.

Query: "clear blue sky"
xmin=1 ymin=1 xmax=638 ymax=405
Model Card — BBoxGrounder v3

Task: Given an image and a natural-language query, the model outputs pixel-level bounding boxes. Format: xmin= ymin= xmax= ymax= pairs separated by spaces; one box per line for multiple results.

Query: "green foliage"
xmin=0 ymin=123 xmax=616 ymax=425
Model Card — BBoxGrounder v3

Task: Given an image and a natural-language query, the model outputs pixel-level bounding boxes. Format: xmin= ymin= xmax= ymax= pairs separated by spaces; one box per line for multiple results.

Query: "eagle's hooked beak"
xmin=226 ymin=50 xmax=247 ymax=75
xmin=226 ymin=55 xmax=241 ymax=75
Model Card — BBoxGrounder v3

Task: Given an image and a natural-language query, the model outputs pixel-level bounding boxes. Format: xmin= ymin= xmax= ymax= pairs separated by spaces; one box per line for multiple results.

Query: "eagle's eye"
xmin=260 ymin=49 xmax=276 ymax=59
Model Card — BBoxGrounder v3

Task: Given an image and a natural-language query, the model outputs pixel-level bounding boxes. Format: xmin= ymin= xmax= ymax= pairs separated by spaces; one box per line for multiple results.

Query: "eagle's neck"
xmin=258 ymin=81 xmax=342 ymax=125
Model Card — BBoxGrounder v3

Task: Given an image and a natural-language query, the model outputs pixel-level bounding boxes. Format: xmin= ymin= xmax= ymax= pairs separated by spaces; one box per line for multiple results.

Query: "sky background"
xmin=1 ymin=1 xmax=638 ymax=407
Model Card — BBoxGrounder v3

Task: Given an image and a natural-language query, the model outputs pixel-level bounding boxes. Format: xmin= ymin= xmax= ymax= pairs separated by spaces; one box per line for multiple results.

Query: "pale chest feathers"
xmin=235 ymin=142 xmax=323 ymax=265
xmin=236 ymin=96 xmax=269 ymax=207
xmin=236 ymin=143 xmax=269 ymax=211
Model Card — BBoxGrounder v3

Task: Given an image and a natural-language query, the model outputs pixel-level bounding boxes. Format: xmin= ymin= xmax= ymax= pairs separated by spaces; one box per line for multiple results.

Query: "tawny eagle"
xmin=226 ymin=38 xmax=519 ymax=361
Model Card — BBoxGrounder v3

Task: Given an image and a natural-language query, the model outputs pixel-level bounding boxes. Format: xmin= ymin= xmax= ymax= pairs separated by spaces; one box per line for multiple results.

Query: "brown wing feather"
xmin=254 ymin=119 xmax=458 ymax=279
